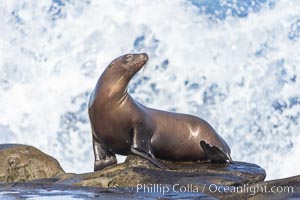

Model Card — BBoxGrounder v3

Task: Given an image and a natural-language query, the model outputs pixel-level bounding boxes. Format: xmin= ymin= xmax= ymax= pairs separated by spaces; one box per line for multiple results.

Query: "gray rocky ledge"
xmin=0 ymin=143 xmax=299 ymax=199
xmin=57 ymin=154 xmax=266 ymax=188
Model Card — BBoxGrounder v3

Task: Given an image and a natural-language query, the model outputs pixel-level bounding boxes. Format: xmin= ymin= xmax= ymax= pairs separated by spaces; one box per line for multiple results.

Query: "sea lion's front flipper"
xmin=131 ymin=124 xmax=167 ymax=169
xmin=93 ymin=133 xmax=117 ymax=171
xmin=200 ymin=140 xmax=233 ymax=164
xmin=131 ymin=147 xmax=167 ymax=169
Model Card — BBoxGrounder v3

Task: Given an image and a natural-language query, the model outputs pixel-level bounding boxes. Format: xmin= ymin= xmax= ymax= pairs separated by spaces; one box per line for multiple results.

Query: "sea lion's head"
xmin=96 ymin=53 xmax=149 ymax=100
xmin=108 ymin=53 xmax=148 ymax=79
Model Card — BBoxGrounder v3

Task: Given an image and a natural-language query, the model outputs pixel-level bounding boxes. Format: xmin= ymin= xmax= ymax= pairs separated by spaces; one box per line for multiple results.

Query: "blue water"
xmin=1 ymin=0 xmax=300 ymax=182
xmin=189 ymin=0 xmax=270 ymax=19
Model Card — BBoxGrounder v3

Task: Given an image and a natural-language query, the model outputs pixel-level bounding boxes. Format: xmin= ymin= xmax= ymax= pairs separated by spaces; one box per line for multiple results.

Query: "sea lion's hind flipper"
xmin=93 ymin=134 xmax=117 ymax=171
xmin=131 ymin=147 xmax=167 ymax=169
xmin=200 ymin=141 xmax=233 ymax=164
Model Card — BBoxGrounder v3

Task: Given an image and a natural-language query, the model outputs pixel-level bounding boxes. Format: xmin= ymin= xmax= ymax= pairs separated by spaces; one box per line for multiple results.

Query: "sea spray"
xmin=0 ymin=0 xmax=300 ymax=180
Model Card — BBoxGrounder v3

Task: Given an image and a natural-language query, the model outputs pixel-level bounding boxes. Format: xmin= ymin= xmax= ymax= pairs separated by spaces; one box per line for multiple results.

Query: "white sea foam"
xmin=0 ymin=0 xmax=300 ymax=180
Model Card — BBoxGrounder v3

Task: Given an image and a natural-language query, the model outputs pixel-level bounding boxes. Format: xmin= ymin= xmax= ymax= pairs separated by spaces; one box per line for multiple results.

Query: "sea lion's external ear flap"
xmin=200 ymin=140 xmax=233 ymax=164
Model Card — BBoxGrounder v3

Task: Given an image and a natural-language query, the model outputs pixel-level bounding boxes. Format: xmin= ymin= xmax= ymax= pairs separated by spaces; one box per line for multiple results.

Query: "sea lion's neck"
xmin=99 ymin=72 xmax=130 ymax=102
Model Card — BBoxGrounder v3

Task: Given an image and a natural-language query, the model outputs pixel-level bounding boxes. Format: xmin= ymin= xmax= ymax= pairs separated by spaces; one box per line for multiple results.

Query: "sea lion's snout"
xmin=135 ymin=53 xmax=148 ymax=67
xmin=139 ymin=53 xmax=148 ymax=61
xmin=131 ymin=53 xmax=148 ymax=70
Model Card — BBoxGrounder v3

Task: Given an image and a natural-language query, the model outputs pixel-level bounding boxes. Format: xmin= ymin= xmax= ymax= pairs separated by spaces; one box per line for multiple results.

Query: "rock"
xmin=1 ymin=175 xmax=299 ymax=200
xmin=1 ymin=145 xmax=299 ymax=199
xmin=0 ymin=144 xmax=65 ymax=182
xmin=57 ymin=155 xmax=266 ymax=189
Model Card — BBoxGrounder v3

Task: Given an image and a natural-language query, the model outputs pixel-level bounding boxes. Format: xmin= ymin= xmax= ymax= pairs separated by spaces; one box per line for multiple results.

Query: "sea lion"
xmin=88 ymin=53 xmax=232 ymax=171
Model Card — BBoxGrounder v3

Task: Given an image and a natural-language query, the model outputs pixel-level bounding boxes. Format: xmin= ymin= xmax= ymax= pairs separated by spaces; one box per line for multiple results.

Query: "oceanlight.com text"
xmin=133 ymin=183 xmax=294 ymax=196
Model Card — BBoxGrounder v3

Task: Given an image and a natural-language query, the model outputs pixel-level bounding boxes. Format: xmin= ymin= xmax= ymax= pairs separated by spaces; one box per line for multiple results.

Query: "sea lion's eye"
xmin=123 ymin=55 xmax=132 ymax=64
